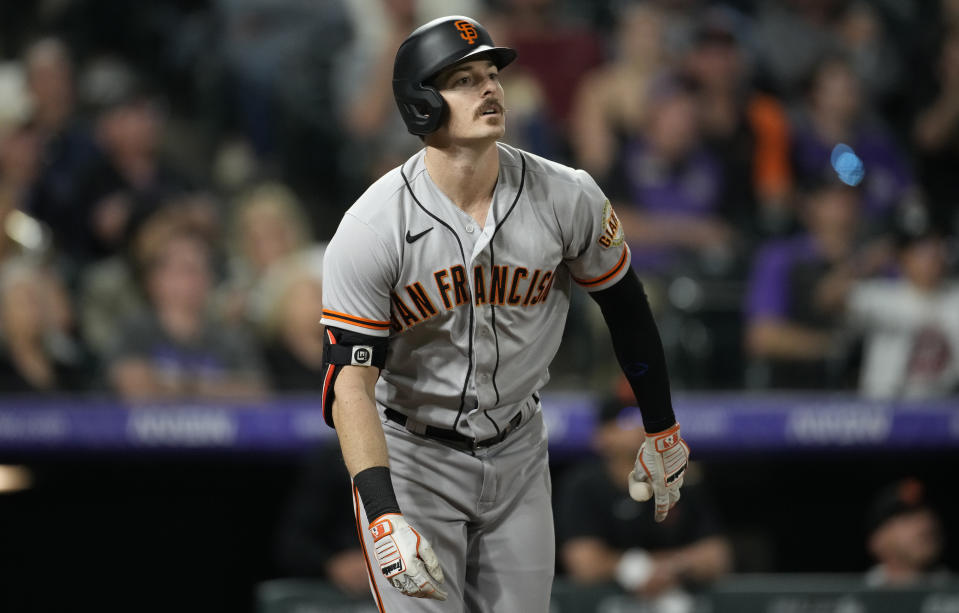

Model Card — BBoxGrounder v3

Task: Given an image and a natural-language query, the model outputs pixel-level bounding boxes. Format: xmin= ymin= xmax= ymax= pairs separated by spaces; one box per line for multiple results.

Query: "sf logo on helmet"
xmin=455 ymin=20 xmax=478 ymax=44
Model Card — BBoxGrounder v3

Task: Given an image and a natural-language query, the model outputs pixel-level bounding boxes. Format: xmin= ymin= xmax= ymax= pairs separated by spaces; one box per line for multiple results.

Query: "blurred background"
xmin=0 ymin=0 xmax=957 ymax=611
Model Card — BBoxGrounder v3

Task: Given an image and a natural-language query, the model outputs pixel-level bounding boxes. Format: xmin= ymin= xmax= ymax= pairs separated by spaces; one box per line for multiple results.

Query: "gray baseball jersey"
xmin=321 ymin=142 xmax=628 ymax=439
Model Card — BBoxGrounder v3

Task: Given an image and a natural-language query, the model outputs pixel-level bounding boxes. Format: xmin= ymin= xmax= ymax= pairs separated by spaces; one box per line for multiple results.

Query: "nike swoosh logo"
xmin=405 ymin=227 xmax=434 ymax=244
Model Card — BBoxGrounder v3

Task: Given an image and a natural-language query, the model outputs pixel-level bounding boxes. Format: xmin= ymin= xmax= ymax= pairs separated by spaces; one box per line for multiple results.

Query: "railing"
xmin=0 ymin=392 xmax=956 ymax=457
xmin=255 ymin=575 xmax=959 ymax=613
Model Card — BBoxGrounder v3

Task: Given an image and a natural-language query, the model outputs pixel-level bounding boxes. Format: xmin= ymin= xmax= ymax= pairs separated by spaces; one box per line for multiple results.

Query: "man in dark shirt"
xmin=273 ymin=442 xmax=371 ymax=597
xmin=558 ymin=397 xmax=731 ymax=605
xmin=744 ymin=178 xmax=881 ymax=389
xmin=865 ymin=478 xmax=950 ymax=587
xmin=106 ymin=221 xmax=266 ymax=402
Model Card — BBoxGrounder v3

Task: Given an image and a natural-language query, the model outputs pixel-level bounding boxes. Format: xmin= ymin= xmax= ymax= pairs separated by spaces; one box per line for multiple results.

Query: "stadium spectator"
xmin=0 ymin=68 xmax=88 ymax=393
xmin=204 ymin=0 xmax=351 ymax=158
xmin=753 ymin=0 xmax=846 ymax=97
xmin=0 ymin=105 xmax=88 ymax=393
xmin=78 ymin=196 xmax=220 ymax=359
xmin=834 ymin=1 xmax=903 ymax=104
xmin=913 ymin=27 xmax=959 ymax=234
xmin=648 ymin=0 xmax=715 ymax=61
xmin=843 ymin=218 xmax=959 ymax=399
xmin=744 ymin=178 xmax=886 ymax=389
xmin=790 ymin=55 xmax=913 ymax=226
xmin=216 ymin=182 xmax=315 ymax=327
xmin=607 ymin=73 xmax=734 ymax=277
xmin=944 ymin=0 xmax=959 ymax=30
xmin=865 ymin=478 xmax=950 ymax=587
xmin=23 ymin=38 xmax=100 ymax=275
xmin=0 ymin=257 xmax=89 ymax=393
xmin=255 ymin=250 xmax=326 ymax=392
xmin=66 ymin=73 xmax=195 ymax=272
xmin=503 ymin=0 xmax=605 ymax=131
xmin=273 ymin=442 xmax=369 ymax=597
xmin=482 ymin=13 xmax=560 ymax=159
xmin=0 ymin=63 xmax=38 ymax=235
xmin=23 ymin=37 xmax=81 ymax=144
xmin=105 ymin=218 xmax=266 ymax=403
xmin=200 ymin=0 xmax=356 ymax=233
xmin=558 ymin=396 xmax=731 ymax=611
xmin=683 ymin=9 xmax=795 ymax=240
xmin=569 ymin=2 xmax=669 ymax=180
xmin=333 ymin=0 xmax=420 ymax=194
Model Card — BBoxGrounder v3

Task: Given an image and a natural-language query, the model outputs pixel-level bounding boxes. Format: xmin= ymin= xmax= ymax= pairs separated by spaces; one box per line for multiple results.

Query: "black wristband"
xmin=353 ymin=466 xmax=401 ymax=521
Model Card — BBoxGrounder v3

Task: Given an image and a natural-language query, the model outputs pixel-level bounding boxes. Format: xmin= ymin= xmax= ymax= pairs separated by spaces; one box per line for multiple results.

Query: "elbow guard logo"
xmin=352 ymin=346 xmax=373 ymax=366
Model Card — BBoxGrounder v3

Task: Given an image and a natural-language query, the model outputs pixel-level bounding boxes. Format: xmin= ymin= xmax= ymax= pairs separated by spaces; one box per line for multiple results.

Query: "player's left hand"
xmin=627 ymin=423 xmax=689 ymax=522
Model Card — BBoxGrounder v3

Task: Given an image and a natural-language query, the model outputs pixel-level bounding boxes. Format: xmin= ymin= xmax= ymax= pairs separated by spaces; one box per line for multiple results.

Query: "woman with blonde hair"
xmin=217 ymin=181 xmax=320 ymax=326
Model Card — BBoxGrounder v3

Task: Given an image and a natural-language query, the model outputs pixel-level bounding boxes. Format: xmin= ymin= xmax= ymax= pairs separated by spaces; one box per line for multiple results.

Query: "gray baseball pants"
xmin=352 ymin=408 xmax=554 ymax=612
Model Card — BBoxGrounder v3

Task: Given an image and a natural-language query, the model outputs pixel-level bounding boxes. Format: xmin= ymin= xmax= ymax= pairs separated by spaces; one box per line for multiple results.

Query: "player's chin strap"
xmin=588 ymin=266 xmax=676 ymax=433
xmin=321 ymin=326 xmax=389 ymax=427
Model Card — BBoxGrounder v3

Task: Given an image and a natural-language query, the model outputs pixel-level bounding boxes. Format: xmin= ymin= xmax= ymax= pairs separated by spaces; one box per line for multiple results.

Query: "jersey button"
xmin=465 ymin=224 xmax=475 ymax=234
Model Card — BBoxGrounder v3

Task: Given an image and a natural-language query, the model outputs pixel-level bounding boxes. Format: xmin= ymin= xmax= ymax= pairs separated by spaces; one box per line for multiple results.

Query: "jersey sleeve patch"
xmin=321 ymin=309 xmax=391 ymax=331
xmin=573 ymin=244 xmax=629 ymax=289
xmin=597 ymin=200 xmax=625 ymax=249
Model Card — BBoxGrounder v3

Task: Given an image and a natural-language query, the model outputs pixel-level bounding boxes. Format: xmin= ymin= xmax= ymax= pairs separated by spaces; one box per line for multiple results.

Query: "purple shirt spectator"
xmin=620 ymin=138 xmax=723 ymax=215
xmin=792 ymin=119 xmax=912 ymax=220
xmin=746 ymin=234 xmax=819 ymax=323
xmin=611 ymin=138 xmax=725 ymax=273
xmin=744 ymin=232 xmax=858 ymax=389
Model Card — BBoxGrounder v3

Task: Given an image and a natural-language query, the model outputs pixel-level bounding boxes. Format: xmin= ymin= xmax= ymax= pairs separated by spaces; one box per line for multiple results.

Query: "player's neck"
xmin=424 ymin=140 xmax=499 ymax=223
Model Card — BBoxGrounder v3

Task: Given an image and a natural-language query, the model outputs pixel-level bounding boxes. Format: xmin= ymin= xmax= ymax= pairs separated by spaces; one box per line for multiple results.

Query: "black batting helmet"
xmin=393 ymin=16 xmax=517 ymax=136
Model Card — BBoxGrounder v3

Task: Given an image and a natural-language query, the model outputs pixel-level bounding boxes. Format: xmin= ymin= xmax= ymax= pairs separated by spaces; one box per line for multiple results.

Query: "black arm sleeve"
xmin=589 ymin=267 xmax=676 ymax=433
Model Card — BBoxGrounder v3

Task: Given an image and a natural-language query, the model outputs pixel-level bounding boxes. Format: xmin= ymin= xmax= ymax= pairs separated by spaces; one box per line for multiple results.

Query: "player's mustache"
xmin=476 ymin=100 xmax=505 ymax=117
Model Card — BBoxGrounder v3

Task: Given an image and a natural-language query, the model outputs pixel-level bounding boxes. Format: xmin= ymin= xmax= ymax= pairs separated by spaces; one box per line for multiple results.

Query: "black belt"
xmin=384 ymin=407 xmax=525 ymax=451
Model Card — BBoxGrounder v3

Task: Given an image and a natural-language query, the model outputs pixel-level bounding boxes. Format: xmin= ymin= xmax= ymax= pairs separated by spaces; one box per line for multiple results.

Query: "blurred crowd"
xmin=0 ymin=0 xmax=958 ymax=403
xmin=1 ymin=2 xmax=956 ymax=609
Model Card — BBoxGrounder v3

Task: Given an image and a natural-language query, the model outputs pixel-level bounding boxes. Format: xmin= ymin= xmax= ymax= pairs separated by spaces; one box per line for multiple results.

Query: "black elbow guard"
xmin=321 ymin=326 xmax=389 ymax=427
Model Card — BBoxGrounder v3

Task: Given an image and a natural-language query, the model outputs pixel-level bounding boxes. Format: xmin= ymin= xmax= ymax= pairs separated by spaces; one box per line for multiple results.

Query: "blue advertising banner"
xmin=0 ymin=393 xmax=956 ymax=456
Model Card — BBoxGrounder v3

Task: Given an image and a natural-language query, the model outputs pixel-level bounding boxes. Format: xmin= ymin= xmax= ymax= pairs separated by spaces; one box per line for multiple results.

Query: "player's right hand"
xmin=627 ymin=423 xmax=689 ymax=522
xmin=369 ymin=513 xmax=447 ymax=600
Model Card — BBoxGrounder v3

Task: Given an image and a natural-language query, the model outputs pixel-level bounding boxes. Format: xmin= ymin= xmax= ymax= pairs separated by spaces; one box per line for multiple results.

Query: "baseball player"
xmin=320 ymin=15 xmax=690 ymax=612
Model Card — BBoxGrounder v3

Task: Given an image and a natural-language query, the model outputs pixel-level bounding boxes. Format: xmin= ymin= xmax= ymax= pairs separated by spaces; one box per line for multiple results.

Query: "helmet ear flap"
xmin=393 ymin=81 xmax=447 ymax=135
